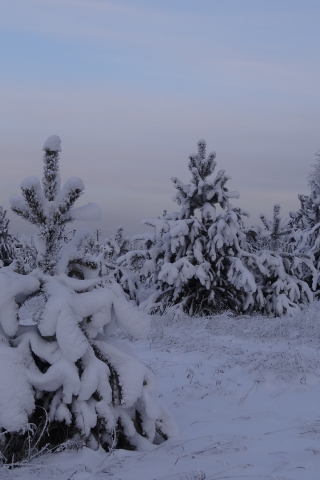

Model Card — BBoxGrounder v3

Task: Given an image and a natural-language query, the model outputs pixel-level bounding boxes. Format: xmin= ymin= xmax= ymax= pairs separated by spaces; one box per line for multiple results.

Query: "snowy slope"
xmin=3 ymin=304 xmax=320 ymax=479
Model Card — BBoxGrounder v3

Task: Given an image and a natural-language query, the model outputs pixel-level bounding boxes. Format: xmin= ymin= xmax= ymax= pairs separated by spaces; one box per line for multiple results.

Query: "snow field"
xmin=3 ymin=303 xmax=320 ymax=479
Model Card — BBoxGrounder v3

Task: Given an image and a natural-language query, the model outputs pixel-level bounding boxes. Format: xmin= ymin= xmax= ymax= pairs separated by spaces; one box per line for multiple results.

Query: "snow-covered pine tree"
xmin=124 ymin=139 xmax=249 ymax=315
xmin=0 ymin=136 xmax=176 ymax=464
xmin=93 ymin=227 xmax=141 ymax=304
xmin=10 ymin=137 xmax=100 ymax=276
xmin=127 ymin=140 xmax=312 ymax=316
xmin=246 ymin=204 xmax=294 ymax=253
xmin=115 ymin=226 xmax=131 ymax=256
xmin=243 ymin=203 xmax=313 ymax=315
xmin=0 ymin=207 xmax=16 ymax=266
xmin=99 ymin=226 xmax=131 ymax=276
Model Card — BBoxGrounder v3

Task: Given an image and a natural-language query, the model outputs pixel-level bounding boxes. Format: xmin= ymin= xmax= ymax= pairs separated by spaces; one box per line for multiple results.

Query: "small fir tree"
xmin=246 ymin=204 xmax=295 ymax=254
xmin=94 ymin=227 xmax=141 ymax=303
xmin=10 ymin=136 xmax=84 ymax=274
xmin=0 ymin=136 xmax=176 ymax=464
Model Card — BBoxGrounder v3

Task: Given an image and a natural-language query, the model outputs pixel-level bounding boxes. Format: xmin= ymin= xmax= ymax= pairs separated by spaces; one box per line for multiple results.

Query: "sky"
xmin=1 ymin=0 xmax=319 ymax=238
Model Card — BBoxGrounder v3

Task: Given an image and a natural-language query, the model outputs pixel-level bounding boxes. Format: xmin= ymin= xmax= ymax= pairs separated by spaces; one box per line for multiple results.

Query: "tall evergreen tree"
xmin=123 ymin=140 xmax=247 ymax=314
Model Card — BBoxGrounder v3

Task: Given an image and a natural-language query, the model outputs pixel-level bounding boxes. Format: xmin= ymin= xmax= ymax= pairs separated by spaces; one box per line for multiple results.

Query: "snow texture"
xmin=0 ymin=344 xmax=35 ymax=432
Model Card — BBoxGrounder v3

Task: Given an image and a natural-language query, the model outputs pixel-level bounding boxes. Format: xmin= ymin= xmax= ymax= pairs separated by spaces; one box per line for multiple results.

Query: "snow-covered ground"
xmin=3 ymin=303 xmax=320 ymax=480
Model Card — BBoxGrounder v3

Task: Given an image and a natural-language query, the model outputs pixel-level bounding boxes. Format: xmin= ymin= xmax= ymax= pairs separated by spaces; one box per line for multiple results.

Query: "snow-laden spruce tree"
xmin=10 ymin=136 xmax=100 ymax=274
xmin=122 ymin=140 xmax=312 ymax=316
xmin=0 ymin=207 xmax=16 ymax=267
xmin=99 ymin=227 xmax=141 ymax=303
xmin=0 ymin=136 xmax=176 ymax=464
xmin=121 ymin=139 xmax=247 ymax=314
xmin=243 ymin=204 xmax=312 ymax=315
xmin=246 ymin=204 xmax=294 ymax=253
xmin=77 ymin=226 xmax=141 ymax=303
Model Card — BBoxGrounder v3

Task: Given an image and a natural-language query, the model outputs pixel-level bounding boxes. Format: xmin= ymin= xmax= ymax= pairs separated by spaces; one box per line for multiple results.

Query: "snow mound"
xmin=43 ymin=135 xmax=61 ymax=152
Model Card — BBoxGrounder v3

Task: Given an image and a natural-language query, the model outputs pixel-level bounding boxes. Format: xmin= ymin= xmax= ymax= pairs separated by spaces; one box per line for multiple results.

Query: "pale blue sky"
xmin=1 ymin=0 xmax=319 ymax=237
